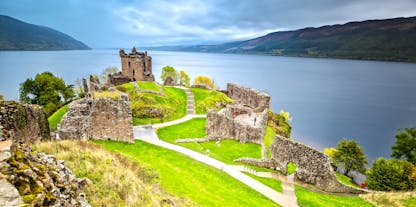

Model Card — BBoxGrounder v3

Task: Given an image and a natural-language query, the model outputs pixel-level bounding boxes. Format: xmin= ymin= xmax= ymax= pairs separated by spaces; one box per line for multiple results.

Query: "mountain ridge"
xmin=0 ymin=15 xmax=90 ymax=50
xmin=143 ymin=16 xmax=416 ymax=62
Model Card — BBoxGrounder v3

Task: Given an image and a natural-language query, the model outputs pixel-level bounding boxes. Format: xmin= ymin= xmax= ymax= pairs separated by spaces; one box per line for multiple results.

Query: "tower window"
xmin=128 ymin=61 xmax=131 ymax=67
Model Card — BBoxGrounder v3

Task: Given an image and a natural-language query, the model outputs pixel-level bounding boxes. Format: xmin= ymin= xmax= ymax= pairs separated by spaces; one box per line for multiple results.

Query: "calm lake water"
xmin=1 ymin=49 xmax=415 ymax=162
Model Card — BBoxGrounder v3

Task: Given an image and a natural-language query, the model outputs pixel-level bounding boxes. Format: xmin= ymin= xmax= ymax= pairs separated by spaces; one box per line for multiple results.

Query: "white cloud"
xmin=112 ymin=0 xmax=283 ymax=45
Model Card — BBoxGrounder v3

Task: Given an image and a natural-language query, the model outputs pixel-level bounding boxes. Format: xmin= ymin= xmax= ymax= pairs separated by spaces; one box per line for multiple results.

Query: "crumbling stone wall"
xmin=58 ymin=94 xmax=134 ymax=143
xmin=270 ymin=135 xmax=365 ymax=193
xmin=119 ymin=47 xmax=154 ymax=82
xmin=0 ymin=101 xmax=50 ymax=145
xmin=227 ymin=83 xmax=270 ymax=112
xmin=206 ymin=105 xmax=268 ymax=144
xmin=90 ymin=97 xmax=134 ymax=142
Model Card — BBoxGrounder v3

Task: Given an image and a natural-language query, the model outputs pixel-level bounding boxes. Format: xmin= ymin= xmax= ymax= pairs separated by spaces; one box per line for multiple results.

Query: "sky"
xmin=1 ymin=0 xmax=416 ymax=48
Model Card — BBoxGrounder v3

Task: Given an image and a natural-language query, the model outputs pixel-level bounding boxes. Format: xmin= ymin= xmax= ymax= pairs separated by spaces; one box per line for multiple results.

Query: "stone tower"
xmin=119 ymin=47 xmax=154 ymax=82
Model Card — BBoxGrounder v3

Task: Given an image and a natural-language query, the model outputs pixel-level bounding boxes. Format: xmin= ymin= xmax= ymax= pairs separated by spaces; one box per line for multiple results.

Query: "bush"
xmin=366 ymin=158 xmax=416 ymax=191
xmin=267 ymin=110 xmax=292 ymax=138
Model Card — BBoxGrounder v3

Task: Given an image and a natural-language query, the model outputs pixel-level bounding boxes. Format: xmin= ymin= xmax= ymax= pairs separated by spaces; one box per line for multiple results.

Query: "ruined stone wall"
xmin=227 ymin=83 xmax=270 ymax=112
xmin=270 ymin=135 xmax=365 ymax=193
xmin=206 ymin=106 xmax=268 ymax=144
xmin=90 ymin=97 xmax=133 ymax=142
xmin=0 ymin=101 xmax=50 ymax=145
xmin=58 ymin=94 xmax=133 ymax=143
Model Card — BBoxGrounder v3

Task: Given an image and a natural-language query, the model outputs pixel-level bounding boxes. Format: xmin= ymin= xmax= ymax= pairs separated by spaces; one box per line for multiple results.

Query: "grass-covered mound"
xmin=137 ymin=81 xmax=161 ymax=93
xmin=34 ymin=141 xmax=193 ymax=207
xmin=157 ymin=118 xmax=262 ymax=164
xmin=295 ymin=185 xmax=373 ymax=207
xmin=117 ymin=82 xmax=187 ymax=125
xmin=97 ymin=140 xmax=279 ymax=207
xmin=190 ymin=87 xmax=232 ymax=114
xmin=48 ymin=104 xmax=68 ymax=131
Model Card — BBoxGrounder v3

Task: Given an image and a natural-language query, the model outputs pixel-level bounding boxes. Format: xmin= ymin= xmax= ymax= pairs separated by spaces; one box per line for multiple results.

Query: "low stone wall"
xmin=0 ymin=101 xmax=50 ymax=145
xmin=58 ymin=94 xmax=133 ymax=143
xmin=206 ymin=105 xmax=268 ymax=144
xmin=270 ymin=135 xmax=365 ymax=193
xmin=227 ymin=83 xmax=270 ymax=112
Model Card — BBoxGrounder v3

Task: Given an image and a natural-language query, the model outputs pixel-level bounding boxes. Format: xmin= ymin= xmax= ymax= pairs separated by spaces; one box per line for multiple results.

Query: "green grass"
xmin=336 ymin=172 xmax=360 ymax=188
xmin=190 ymin=87 xmax=232 ymax=114
xmin=405 ymin=197 xmax=416 ymax=207
xmin=156 ymin=118 xmax=207 ymax=141
xmin=243 ymin=172 xmax=283 ymax=192
xmin=264 ymin=126 xmax=276 ymax=158
xmin=137 ymin=81 xmax=161 ymax=92
xmin=96 ymin=140 xmax=280 ymax=207
xmin=295 ymin=185 xmax=374 ymax=207
xmin=47 ymin=104 xmax=68 ymax=131
xmin=157 ymin=118 xmax=262 ymax=164
xmin=117 ymin=82 xmax=187 ymax=125
xmin=287 ymin=162 xmax=297 ymax=175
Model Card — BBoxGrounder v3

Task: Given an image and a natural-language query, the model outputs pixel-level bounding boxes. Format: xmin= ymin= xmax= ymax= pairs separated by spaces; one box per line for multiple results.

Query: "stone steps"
xmin=183 ymin=88 xmax=195 ymax=115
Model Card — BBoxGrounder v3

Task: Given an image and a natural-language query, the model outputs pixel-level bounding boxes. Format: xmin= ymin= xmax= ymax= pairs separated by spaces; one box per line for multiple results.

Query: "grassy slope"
xmin=47 ymin=104 xmax=68 ymax=131
xmin=190 ymin=87 xmax=232 ymax=114
xmin=132 ymin=86 xmax=187 ymax=125
xmin=336 ymin=172 xmax=360 ymax=188
xmin=137 ymin=81 xmax=160 ymax=92
xmin=34 ymin=141 xmax=193 ymax=207
xmin=157 ymin=118 xmax=261 ymax=164
xmin=117 ymin=82 xmax=187 ymax=125
xmin=243 ymin=172 xmax=283 ymax=193
xmin=295 ymin=185 xmax=373 ymax=207
xmin=96 ymin=140 xmax=279 ymax=207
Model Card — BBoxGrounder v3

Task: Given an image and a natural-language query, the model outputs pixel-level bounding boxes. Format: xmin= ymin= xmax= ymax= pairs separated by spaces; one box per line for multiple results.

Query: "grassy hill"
xmin=148 ymin=17 xmax=416 ymax=62
xmin=0 ymin=15 xmax=90 ymax=50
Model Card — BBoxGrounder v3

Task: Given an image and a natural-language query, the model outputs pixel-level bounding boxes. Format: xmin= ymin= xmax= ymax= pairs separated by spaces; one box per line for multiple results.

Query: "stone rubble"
xmin=0 ymin=145 xmax=91 ymax=206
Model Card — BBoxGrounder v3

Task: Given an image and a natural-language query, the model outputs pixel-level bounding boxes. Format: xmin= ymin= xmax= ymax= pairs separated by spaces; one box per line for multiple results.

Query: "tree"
xmin=179 ymin=70 xmax=190 ymax=87
xmin=160 ymin=66 xmax=178 ymax=84
xmin=332 ymin=138 xmax=368 ymax=175
xmin=193 ymin=75 xmax=217 ymax=90
xmin=392 ymin=127 xmax=416 ymax=165
xmin=100 ymin=66 xmax=119 ymax=83
xmin=0 ymin=94 xmax=3 ymax=101
xmin=19 ymin=72 xmax=74 ymax=115
xmin=366 ymin=158 xmax=416 ymax=191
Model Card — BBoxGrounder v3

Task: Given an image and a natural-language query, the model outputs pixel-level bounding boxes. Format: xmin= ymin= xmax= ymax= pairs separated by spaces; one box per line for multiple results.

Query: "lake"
xmin=1 ymin=49 xmax=415 ymax=162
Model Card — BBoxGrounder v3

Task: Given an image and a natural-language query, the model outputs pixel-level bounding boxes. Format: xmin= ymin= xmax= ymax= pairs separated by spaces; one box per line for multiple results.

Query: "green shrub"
xmin=267 ymin=110 xmax=292 ymax=138
xmin=191 ymin=88 xmax=232 ymax=114
xmin=366 ymin=158 xmax=416 ymax=191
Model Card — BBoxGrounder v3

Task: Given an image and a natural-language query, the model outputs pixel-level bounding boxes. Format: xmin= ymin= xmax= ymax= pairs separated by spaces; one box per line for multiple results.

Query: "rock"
xmin=0 ymin=178 xmax=24 ymax=206
xmin=0 ymin=151 xmax=11 ymax=162
xmin=0 ymin=145 xmax=91 ymax=206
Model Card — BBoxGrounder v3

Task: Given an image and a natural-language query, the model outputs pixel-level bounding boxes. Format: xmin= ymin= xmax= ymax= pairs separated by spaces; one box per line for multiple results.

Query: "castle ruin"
xmin=109 ymin=47 xmax=154 ymax=85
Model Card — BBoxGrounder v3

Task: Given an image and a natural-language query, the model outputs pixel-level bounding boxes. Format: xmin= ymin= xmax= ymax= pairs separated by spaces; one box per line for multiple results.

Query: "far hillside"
xmin=147 ymin=16 xmax=416 ymax=62
xmin=0 ymin=15 xmax=90 ymax=50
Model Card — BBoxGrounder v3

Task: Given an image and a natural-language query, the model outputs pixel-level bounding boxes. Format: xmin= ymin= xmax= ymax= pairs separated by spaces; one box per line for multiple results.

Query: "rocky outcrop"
xmin=206 ymin=105 xmax=268 ymax=144
xmin=270 ymin=135 xmax=365 ymax=194
xmin=227 ymin=83 xmax=270 ymax=112
xmin=58 ymin=94 xmax=134 ymax=143
xmin=0 ymin=145 xmax=90 ymax=206
xmin=0 ymin=101 xmax=50 ymax=145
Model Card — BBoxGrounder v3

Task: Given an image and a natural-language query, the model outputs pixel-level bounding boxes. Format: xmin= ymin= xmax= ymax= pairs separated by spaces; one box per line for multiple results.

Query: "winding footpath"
xmin=133 ymin=87 xmax=299 ymax=207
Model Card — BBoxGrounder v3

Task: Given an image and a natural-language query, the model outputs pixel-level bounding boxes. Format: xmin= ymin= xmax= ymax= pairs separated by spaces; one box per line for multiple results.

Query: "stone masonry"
xmin=0 ymin=101 xmax=50 ymax=146
xmin=206 ymin=83 xmax=270 ymax=144
xmin=227 ymin=83 xmax=270 ymax=112
xmin=270 ymin=135 xmax=365 ymax=193
xmin=58 ymin=78 xmax=134 ymax=143
xmin=120 ymin=47 xmax=154 ymax=82
xmin=58 ymin=95 xmax=133 ymax=143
